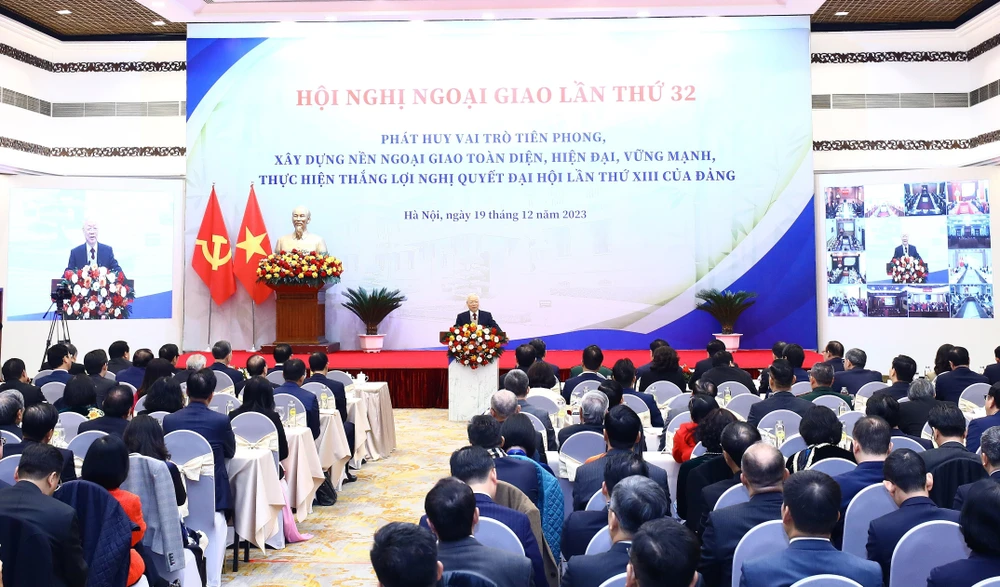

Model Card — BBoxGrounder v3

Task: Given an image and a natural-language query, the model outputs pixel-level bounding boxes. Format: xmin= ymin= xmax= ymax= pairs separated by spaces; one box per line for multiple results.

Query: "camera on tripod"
xmin=51 ymin=282 xmax=72 ymax=304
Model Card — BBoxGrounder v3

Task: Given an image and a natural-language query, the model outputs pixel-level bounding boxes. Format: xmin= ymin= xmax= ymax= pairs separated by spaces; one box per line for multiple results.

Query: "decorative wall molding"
xmin=812 ymin=30 xmax=1000 ymax=63
xmin=0 ymin=41 xmax=184 ymax=73
xmin=814 ymin=128 xmax=1000 ymax=151
xmin=0 ymin=136 xmax=184 ymax=157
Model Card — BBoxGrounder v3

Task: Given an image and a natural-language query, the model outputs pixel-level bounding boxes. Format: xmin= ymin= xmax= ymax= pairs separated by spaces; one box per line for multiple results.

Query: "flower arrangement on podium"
xmin=256 ymin=249 xmax=344 ymax=287
xmin=446 ymin=324 xmax=510 ymax=369
xmin=889 ymin=256 xmax=928 ymax=284
xmin=61 ymin=267 xmax=135 ymax=319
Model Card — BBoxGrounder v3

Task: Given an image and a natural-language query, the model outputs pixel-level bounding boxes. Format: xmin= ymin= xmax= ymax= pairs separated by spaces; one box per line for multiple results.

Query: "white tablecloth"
xmin=346 ymin=381 xmax=397 ymax=461
xmin=281 ymin=426 xmax=325 ymax=523
xmin=227 ymin=447 xmax=284 ymax=551
xmin=318 ymin=410 xmax=354 ymax=486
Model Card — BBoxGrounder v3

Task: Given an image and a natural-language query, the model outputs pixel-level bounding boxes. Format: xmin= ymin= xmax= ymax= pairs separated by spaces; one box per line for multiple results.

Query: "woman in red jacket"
xmin=671 ymin=393 xmax=721 ymax=462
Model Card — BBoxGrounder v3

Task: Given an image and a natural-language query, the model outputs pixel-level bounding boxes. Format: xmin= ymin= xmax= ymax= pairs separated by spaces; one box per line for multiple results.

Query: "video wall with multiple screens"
xmin=825 ymin=179 xmax=991 ymax=319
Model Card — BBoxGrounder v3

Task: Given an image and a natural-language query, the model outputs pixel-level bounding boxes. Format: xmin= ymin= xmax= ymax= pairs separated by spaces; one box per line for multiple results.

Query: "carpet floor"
xmin=220 ymin=408 xmax=467 ymax=586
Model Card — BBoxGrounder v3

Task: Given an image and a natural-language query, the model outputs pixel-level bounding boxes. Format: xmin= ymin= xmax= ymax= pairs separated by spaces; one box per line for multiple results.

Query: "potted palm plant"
xmin=342 ymin=287 xmax=406 ymax=353
xmin=695 ymin=288 xmax=757 ymax=350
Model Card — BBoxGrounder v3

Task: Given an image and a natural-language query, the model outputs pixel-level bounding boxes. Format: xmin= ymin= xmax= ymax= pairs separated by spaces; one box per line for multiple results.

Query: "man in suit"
xmin=175 ymin=353 xmax=206 ymax=387
xmin=558 ymin=391 xmax=607 ymax=447
xmin=922 ymin=403 xmax=981 ymax=471
xmin=563 ymin=452 xmax=647 ymax=560
xmin=78 ymin=384 xmax=131 ymax=438
xmin=699 ymin=351 xmax=756 ymax=396
xmin=984 ymin=346 xmax=1000 ymax=385
xmin=245 ymin=354 xmax=274 ymax=387
xmin=821 ymin=340 xmax=846 ymax=372
xmin=370 ymin=522 xmax=442 ymax=587
xmin=689 ymin=340 xmax=727 ymax=392
xmin=2 ymin=403 xmax=76 ymax=482
xmin=892 ymin=233 xmax=921 ymax=261
xmin=627 ymin=517 xmax=700 ymax=587
xmin=688 ymin=422 xmax=761 ymax=537
xmin=874 ymin=354 xmax=918 ymax=402
xmin=867 ymin=449 xmax=960 ymax=584
xmin=505 ymin=368 xmax=557 ymax=450
xmin=564 ymin=476 xmax=669 ymax=587
xmin=866 ymin=393 xmax=933 ymax=450
xmin=163 ymin=369 xmax=236 ymax=512
xmin=757 ymin=341 xmax=786 ymax=396
xmin=158 ymin=343 xmax=181 ymax=374
xmin=529 ymin=338 xmax=561 ymax=382
xmin=65 ymin=218 xmax=120 ymax=272
xmin=936 ymin=346 xmax=990 ymax=404
xmin=834 ymin=416 xmax=891 ymax=513
xmin=954 ymin=425 xmax=1000 ymax=511
xmin=899 ymin=378 xmax=948 ymax=437
xmin=423 ymin=477 xmax=534 ymax=587
xmin=468 ymin=415 xmax=539 ymax=504
xmin=268 ymin=343 xmax=293 ymax=375
xmin=34 ymin=343 xmax=74 ymax=388
xmin=563 ymin=345 xmax=607 ymax=403
xmin=0 ymin=358 xmax=45 ymax=407
xmin=306 ymin=352 xmax=356 ymax=453
xmin=635 ymin=339 xmax=669 ymax=383
xmin=0 ymin=443 xmax=87 ymax=587
xmin=739 ymin=470 xmax=882 ymax=587
xmin=799 ymin=362 xmax=854 ymax=409
xmin=490 ymin=390 xmax=547 ymax=464
xmin=573 ymin=405 xmax=669 ymax=511
xmin=499 ymin=344 xmax=536 ymax=390
xmin=209 ymin=340 xmax=246 ymax=395
xmin=64 ymin=344 xmax=86 ymax=376
xmin=107 ymin=340 xmax=132 ymax=374
xmin=115 ymin=347 xmax=152 ymax=391
xmin=274 ymin=358 xmax=321 ymax=439
xmin=82 ymin=349 xmax=116 ymax=407
xmin=455 ymin=293 xmax=500 ymax=331
xmin=0 ymin=389 xmax=24 ymax=439
xmin=831 ymin=347 xmax=883 ymax=396
xmin=746 ymin=360 xmax=814 ymax=429
xmin=614 ymin=358 xmax=664 ymax=428
xmin=928 ymin=481 xmax=1000 ymax=587
xmin=782 ymin=344 xmax=811 ymax=383
xmin=967 ymin=383 xmax=1000 ymax=453
xmin=698 ymin=442 xmax=788 ymax=587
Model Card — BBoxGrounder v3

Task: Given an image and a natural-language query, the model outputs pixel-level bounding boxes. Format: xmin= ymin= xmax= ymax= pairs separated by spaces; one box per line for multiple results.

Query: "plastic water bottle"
xmin=839 ymin=402 xmax=848 ymax=416
xmin=775 ymin=420 xmax=785 ymax=446
xmin=288 ymin=400 xmax=297 ymax=426
xmin=226 ymin=399 xmax=234 ymax=414
xmin=54 ymin=420 xmax=65 ymax=445
xmin=321 ymin=392 xmax=330 ymax=410
xmin=724 ymin=386 xmax=732 ymax=405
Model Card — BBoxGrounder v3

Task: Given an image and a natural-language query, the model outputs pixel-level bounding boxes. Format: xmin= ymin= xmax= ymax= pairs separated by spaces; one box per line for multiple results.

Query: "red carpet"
xmin=179 ymin=349 xmax=822 ymax=408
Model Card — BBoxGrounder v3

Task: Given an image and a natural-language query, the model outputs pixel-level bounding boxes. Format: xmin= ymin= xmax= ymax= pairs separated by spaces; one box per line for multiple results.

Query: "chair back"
xmin=134 ymin=394 xmax=148 ymax=412
xmin=807 ymin=457 xmax=857 ymax=476
xmin=0 ymin=429 xmax=20 ymax=446
xmin=585 ymin=490 xmax=607 ymax=511
xmin=928 ymin=458 xmax=988 ymax=508
xmin=525 ymin=394 xmax=560 ymax=415
xmin=119 ymin=382 xmax=137 ymax=394
xmin=327 ymin=370 xmax=354 ymax=387
xmin=839 ymin=411 xmax=864 ymax=437
xmin=667 ymin=392 xmax=693 ymax=412
xmin=857 ymin=381 xmax=888 ymax=399
xmin=41 ymin=381 xmax=65 ymax=404
xmin=812 ymin=395 xmax=851 ymax=413
xmin=691 ymin=441 xmax=708 ymax=458
xmin=646 ymin=381 xmax=683 ymax=406
xmin=726 ymin=394 xmax=762 ymax=419
xmin=971 ymin=579 xmax=1000 ymax=587
xmin=560 ymin=431 xmax=606 ymax=464
xmin=0 ymin=455 xmax=20 ymax=485
xmin=720 ymin=380 xmax=753 ymax=398
xmin=473 ymin=517 xmax=524 ymax=556
xmin=164 ymin=430 xmax=217 ymax=534
xmin=585 ymin=525 xmax=612 ymax=555
xmin=569 ymin=380 xmax=602 ymax=404
xmin=0 ymin=513 xmax=56 ymax=586
xmin=522 ymin=411 xmax=547 ymax=436
xmin=714 ymin=484 xmax=750 ymax=510
xmin=598 ymin=573 xmax=627 ymax=587
xmin=67 ymin=430 xmax=107 ymax=462
xmin=779 ymin=434 xmax=808 ymax=458
xmin=148 ymin=411 xmax=169 ymax=425
xmin=54 ymin=479 xmax=133 ymax=587
xmin=213 ymin=370 xmax=235 ymax=393
xmin=731 ymin=520 xmax=789 ymax=587
xmin=757 ymin=410 xmax=802 ymax=436
xmin=301 ymin=381 xmax=329 ymax=399
xmin=231 ymin=411 xmax=281 ymax=471
xmin=441 ymin=571 xmax=499 ymax=587
xmin=889 ymin=520 xmax=969 ymax=587
xmin=103 ymin=371 xmax=117 ymax=381
xmin=960 ymin=382 xmax=991 ymax=408
xmin=843 ymin=484 xmax=898 ymax=557
xmin=622 ymin=394 xmax=649 ymax=414
xmin=208 ymin=393 xmax=241 ymax=414
xmin=790 ymin=576 xmax=864 ymax=587
xmin=922 ymin=422 xmax=933 ymax=441
xmin=275 ymin=393 xmax=308 ymax=425
xmin=266 ymin=371 xmax=286 ymax=385
xmin=890 ymin=436 xmax=926 ymax=453
xmin=58 ymin=412 xmax=88 ymax=441
xmin=667 ymin=412 xmax=692 ymax=432
xmin=790 ymin=381 xmax=812 ymax=396
xmin=121 ymin=454 xmax=185 ymax=574
xmin=34 ymin=369 xmax=53 ymax=380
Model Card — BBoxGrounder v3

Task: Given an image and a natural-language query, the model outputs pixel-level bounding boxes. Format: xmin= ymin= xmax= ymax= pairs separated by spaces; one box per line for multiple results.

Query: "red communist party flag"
xmin=192 ymin=186 xmax=237 ymax=305
xmin=234 ymin=185 xmax=273 ymax=304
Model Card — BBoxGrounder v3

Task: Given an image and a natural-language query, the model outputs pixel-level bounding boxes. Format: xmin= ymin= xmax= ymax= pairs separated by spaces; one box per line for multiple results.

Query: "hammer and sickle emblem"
xmin=195 ymin=234 xmax=232 ymax=270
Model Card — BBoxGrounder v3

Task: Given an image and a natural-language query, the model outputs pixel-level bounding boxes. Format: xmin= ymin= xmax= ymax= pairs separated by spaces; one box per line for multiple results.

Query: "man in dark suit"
xmin=757 ymin=341 xmax=787 ymax=396
xmin=2 ymin=403 xmax=76 ymax=482
xmin=454 ymin=293 xmax=500 ymax=331
xmin=689 ymin=340 xmax=727 ymax=392
xmin=866 ymin=393 xmax=933 ymax=450
xmin=490 ymin=390 xmax=547 ymax=465
xmin=65 ymin=219 xmax=120 ymax=272
xmin=106 ymin=340 xmax=132 ymax=374
xmin=922 ymin=403 xmax=981 ymax=471
xmin=927 ymin=481 xmax=1000 ymax=587
xmin=984 ymin=346 xmax=1000 ymax=385
xmin=699 ymin=351 xmax=756 ymax=396
xmin=699 ymin=442 xmax=788 ymax=587
xmin=967 ymin=383 xmax=1000 ymax=454
xmin=208 ymin=340 xmax=246 ymax=395
xmin=78 ymin=385 xmax=131 ymax=438
xmin=529 ymin=338 xmax=561 ymax=382
xmin=899 ymin=378 xmax=948 ymax=437
xmin=499 ymin=344 xmax=536 ymax=391
xmin=614 ymin=358 xmax=664 ymax=428
xmin=268 ymin=343 xmax=293 ymax=375
xmin=821 ymin=340 xmax=846 ymax=372
xmin=563 ymin=345 xmax=608 ymax=403
xmin=834 ymin=416 xmax=891 ymax=513
xmin=782 ymin=344 xmax=811 ymax=383
xmin=64 ymin=344 xmax=86 ymax=376
xmin=953 ymin=425 xmax=1000 ymax=511
xmin=831 ymin=347 xmax=884 ymax=396
xmin=306 ymin=352 xmax=356 ymax=453
xmin=115 ymin=347 xmax=152 ymax=391
xmin=244 ymin=354 xmax=275 ymax=388
xmin=874 ymin=354 xmax=918 ymax=402
xmin=799 ymin=363 xmax=854 ymax=408
xmin=34 ymin=343 xmax=74 ymax=388
xmin=468 ymin=415 xmax=539 ymax=504
xmin=867 ymin=449 xmax=960 ymax=584
xmin=739 ymin=471 xmax=882 ymax=587
xmin=0 ymin=389 xmax=24 ymax=439
xmin=892 ymin=233 xmax=921 ymax=261
xmin=422 ymin=477 xmax=533 ymax=587
xmin=0 ymin=358 xmax=45 ymax=407
xmin=558 ymin=391 xmax=607 ymax=447
xmin=563 ymin=452 xmax=647 ymax=560
xmin=162 ymin=369 xmax=236 ymax=512
xmin=563 ymin=476 xmax=669 ymax=587
xmin=0 ymin=443 xmax=87 ymax=587
xmin=935 ymin=346 xmax=989 ymax=404
xmin=504 ymin=368 xmax=557 ymax=450
xmin=82 ymin=349 xmax=116 ymax=407
xmin=688 ymin=422 xmax=761 ymax=537
xmin=746 ymin=360 xmax=814 ymax=429
xmin=158 ymin=343 xmax=181 ymax=375
xmin=635 ymin=339 xmax=669 ymax=383
xmin=573 ymin=405 xmax=669 ymax=511
xmin=174 ymin=353 xmax=206 ymax=387
xmin=370 ymin=522 xmax=443 ymax=587
xmin=273 ymin=358 xmax=321 ymax=439
xmin=628 ymin=517 xmax=701 ymax=587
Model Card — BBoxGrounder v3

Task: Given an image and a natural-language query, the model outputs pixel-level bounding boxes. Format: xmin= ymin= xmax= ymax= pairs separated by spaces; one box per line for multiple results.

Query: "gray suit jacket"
xmin=436 ymin=536 xmax=534 ymax=587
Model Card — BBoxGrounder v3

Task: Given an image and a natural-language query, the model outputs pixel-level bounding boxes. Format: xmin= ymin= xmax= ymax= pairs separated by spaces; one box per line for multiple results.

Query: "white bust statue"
xmin=275 ymin=206 xmax=328 ymax=254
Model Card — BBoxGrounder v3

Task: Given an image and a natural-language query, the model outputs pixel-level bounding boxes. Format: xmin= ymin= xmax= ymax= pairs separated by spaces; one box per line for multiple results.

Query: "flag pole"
xmin=249 ymin=301 xmax=258 ymax=352
xmin=205 ymin=182 xmax=216 ymax=352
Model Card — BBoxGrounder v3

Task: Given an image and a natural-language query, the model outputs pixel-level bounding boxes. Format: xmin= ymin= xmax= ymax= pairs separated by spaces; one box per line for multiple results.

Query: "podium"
xmin=265 ymin=284 xmax=339 ymax=354
xmin=448 ymin=360 xmax=499 ymax=422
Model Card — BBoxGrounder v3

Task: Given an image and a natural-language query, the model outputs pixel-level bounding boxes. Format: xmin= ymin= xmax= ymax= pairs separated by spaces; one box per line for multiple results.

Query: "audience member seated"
xmin=866 ymin=449 xmax=959 ymax=585
xmin=923 ymin=403 xmax=980 ymax=471
xmin=985 ymin=345 xmax=1000 ymax=385
xmin=563 ymin=452 xmax=647 ymax=560
xmin=635 ymin=339 xmax=669 ymax=382
xmin=83 ymin=349 xmax=116 ymax=407
xmin=268 ymin=343 xmax=292 ymax=374
xmin=746 ymin=360 xmax=813 ymax=429
xmin=65 ymin=342 xmax=84 ymax=376
xmin=422 ymin=477 xmax=533 ymax=587
xmin=573 ymin=406 xmax=669 ymax=511
xmin=676 ymin=409 xmax=737 ymax=524
xmin=874 ymin=355 xmax=916 ymax=401
xmin=140 ymin=377 xmax=185 ymax=415
xmin=115 ymin=347 xmax=153 ymax=391
xmin=501 ymin=413 xmax=549 ymax=467
xmin=562 ymin=476 xmax=669 ymax=587
xmin=0 ymin=358 xmax=44 ymax=407
xmin=698 ymin=442 xmax=787 ymax=587
xmin=499 ymin=344 xmax=536 ymax=390
xmin=671 ymin=394 xmax=719 ymax=463
xmin=786 ymin=405 xmax=855 ymax=473
xmin=599 ymin=380 xmax=624 ymax=410
xmin=2 ymin=403 xmax=76 ymax=482
xmin=637 ymin=345 xmax=686 ymax=393
xmin=866 ymin=393 xmax=933 ymax=450
xmin=244 ymin=355 xmax=275 ymax=390
xmin=955 ymin=426 xmax=1000 ymax=511
xmin=834 ymin=416 xmax=891 ymax=513
xmin=506 ymin=369 xmax=557 ymax=450
xmin=490 ymin=391 xmax=546 ymax=464
xmin=0 ymin=390 xmax=24 ymax=439
xmin=782 ymin=344 xmax=810 ymax=382
xmin=688 ymin=422 xmax=761 ymax=537
xmin=831 ymin=348 xmax=884 ymax=396
xmin=739 ymin=470 xmax=882 ymax=587
xmin=898 ymin=378 xmax=947 ymax=437
xmin=928 ymin=481 xmax=1000 ymax=587
xmin=34 ymin=343 xmax=75 ymax=388
xmin=229 ymin=376 xmax=289 ymax=466
xmin=275 ymin=358 xmax=321 ymax=439
xmin=468 ymin=415 xmax=539 ymax=504
xmin=527 ymin=361 xmax=558 ymax=390
xmin=123 ymin=414 xmax=186 ymax=507
xmin=136 ymin=358 xmax=176 ymax=400
xmin=174 ymin=353 xmax=206 ymax=386
xmin=563 ymin=345 xmax=608 ymax=403
xmin=79 ymin=385 xmax=132 ymax=438
xmin=107 ymin=340 xmax=132 ymax=374
xmin=529 ymin=338 xmax=561 ymax=383
xmin=305 ymin=352 xmax=356 ymax=459
xmin=757 ymin=341 xmax=786 ymax=396
xmin=558 ymin=391 xmax=608 ymax=448
xmin=689 ymin=340 xmax=727 ymax=392
xmin=626 ymin=517 xmax=700 ymax=587
xmin=700 ymin=351 xmax=756 ymax=393
xmin=57 ymin=374 xmax=103 ymax=418
xmin=664 ymin=379 xmax=717 ymax=431
xmin=935 ymin=346 xmax=989 ymax=404
xmin=370 ymin=522 xmax=442 ymax=587
xmin=0 ymin=443 xmax=87 ymax=587
xmin=163 ymin=369 xmax=236 ymax=513
xmin=209 ymin=340 xmax=247 ymax=396
xmin=967 ymin=382 xmax=1000 ymax=453
xmin=158 ymin=343 xmax=181 ymax=375
xmin=821 ymin=340 xmax=846 ymax=372
xmin=614 ymin=359 xmax=664 ymax=428
xmin=799 ymin=363 xmax=854 ymax=408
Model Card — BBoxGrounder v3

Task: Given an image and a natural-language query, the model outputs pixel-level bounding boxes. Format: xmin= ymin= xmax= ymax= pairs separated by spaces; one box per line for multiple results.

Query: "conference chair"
xmin=839 ymin=411 xmax=864 ymax=435
xmin=441 ymin=571 xmax=498 ymax=587
xmin=522 ymin=412 xmax=550 ymax=450
xmin=622 ymin=394 xmax=650 ymax=417
xmin=691 ymin=441 xmax=708 ymax=458
xmin=473 ymin=517 xmax=524 ymax=556
xmin=58 ymin=412 xmax=87 ymax=442
xmin=134 ymin=394 xmax=148 ymax=413
xmin=34 ymin=369 xmax=53 ymax=380
xmin=889 ymin=520 xmax=969 ymax=587
xmin=960 ymin=382 xmax=991 ymax=409
xmin=327 ymin=370 xmax=354 ymax=388
xmin=232 ymin=411 xmax=282 ymax=474
xmin=757 ymin=410 xmax=802 ymax=437
xmin=725 ymin=394 xmax=761 ymax=419
xmin=40 ymin=381 xmax=65 ymax=404
xmin=790 ymin=576 xmax=863 ymax=587
xmin=813 ymin=394 xmax=851 ymax=413
xmin=586 ymin=526 xmax=612 ymax=555
xmin=807 ymin=457 xmax=856 ymax=476
xmin=667 ymin=392 xmax=693 ymax=413
xmin=103 ymin=371 xmax=117 ymax=381
xmin=972 ymin=579 xmax=1000 ymax=587
xmin=779 ymin=434 xmax=808 ymax=458
xmin=208 ymin=393 xmax=241 ymax=415
xmin=731 ymin=520 xmax=789 ymax=587
xmin=0 ymin=430 xmax=19 ymax=446
xmin=560 ymin=431 xmax=605 ymax=466
xmin=274 ymin=393 xmax=307 ymax=428
xmin=667 ymin=412 xmax=693 ymax=433
xmin=301 ymin=381 xmax=332 ymax=409
xmin=214 ymin=371 xmax=236 ymax=395
xmin=790 ymin=381 xmax=812 ymax=396
xmin=922 ymin=422 xmax=934 ymax=442
xmin=586 ymin=490 xmax=607 ymax=512
xmin=646 ymin=381 xmax=683 ymax=407
xmin=569 ymin=380 xmax=602 ymax=404
xmin=598 ymin=574 xmax=627 ymax=587
xmin=842 ymin=484 xmax=898 ymax=558
xmin=856 ymin=381 xmax=888 ymax=399
xmin=149 ymin=411 xmax=170 ymax=425
xmin=714 ymin=484 xmax=750 ymax=511
xmin=890 ymin=436 xmax=926 ymax=453
xmin=265 ymin=371 xmax=285 ymax=386
xmin=525 ymin=394 xmax=560 ymax=415
xmin=720 ymin=381 xmax=753 ymax=399
xmin=67 ymin=430 xmax=107 ymax=475
xmin=119 ymin=382 xmax=137 ymax=395
xmin=0 ymin=455 xmax=20 ymax=485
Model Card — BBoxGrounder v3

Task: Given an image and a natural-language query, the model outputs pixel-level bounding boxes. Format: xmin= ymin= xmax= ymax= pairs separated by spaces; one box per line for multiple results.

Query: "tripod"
xmin=40 ymin=301 xmax=71 ymax=370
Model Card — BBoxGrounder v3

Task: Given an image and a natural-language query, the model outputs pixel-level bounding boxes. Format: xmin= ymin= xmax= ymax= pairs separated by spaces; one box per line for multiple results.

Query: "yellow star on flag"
xmin=236 ymin=227 xmax=268 ymax=262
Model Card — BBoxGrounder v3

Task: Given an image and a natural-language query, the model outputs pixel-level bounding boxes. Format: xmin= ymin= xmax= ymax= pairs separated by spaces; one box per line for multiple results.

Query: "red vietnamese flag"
xmin=192 ymin=187 xmax=237 ymax=305
xmin=234 ymin=185 xmax=273 ymax=304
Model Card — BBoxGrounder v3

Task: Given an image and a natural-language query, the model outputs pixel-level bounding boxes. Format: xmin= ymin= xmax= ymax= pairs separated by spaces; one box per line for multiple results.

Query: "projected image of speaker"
xmin=827 ymin=253 xmax=866 ymax=285
xmin=828 ymin=285 xmax=866 ymax=317
xmin=946 ymin=180 xmax=989 ymax=215
xmin=947 ymin=215 xmax=991 ymax=249
xmin=867 ymin=285 xmax=908 ymax=317
xmin=906 ymin=285 xmax=950 ymax=318
xmin=826 ymin=218 xmax=865 ymax=252
xmin=904 ymin=182 xmax=947 ymax=216
xmin=949 ymin=248 xmax=992 ymax=285
xmin=825 ymin=186 xmax=864 ymax=220
xmin=950 ymin=285 xmax=994 ymax=319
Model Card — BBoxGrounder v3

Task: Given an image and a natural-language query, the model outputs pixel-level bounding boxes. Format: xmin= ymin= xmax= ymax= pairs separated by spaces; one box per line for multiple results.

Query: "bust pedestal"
xmin=447 ymin=361 xmax=498 ymax=422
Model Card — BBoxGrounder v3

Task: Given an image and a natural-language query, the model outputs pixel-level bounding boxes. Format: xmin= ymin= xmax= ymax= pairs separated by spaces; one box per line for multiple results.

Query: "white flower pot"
xmin=359 ymin=334 xmax=385 ymax=353
xmin=713 ymin=333 xmax=742 ymax=350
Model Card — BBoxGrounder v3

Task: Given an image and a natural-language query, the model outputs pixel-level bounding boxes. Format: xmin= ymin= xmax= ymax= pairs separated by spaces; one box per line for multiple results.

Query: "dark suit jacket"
xmin=699 ymin=491 xmax=784 ymax=587
xmin=89 ymin=374 xmax=116 ymax=407
xmin=831 ymin=368 xmax=883 ymax=396
xmin=0 ymin=423 xmax=22 ymax=439
xmin=68 ymin=363 xmax=85 ymax=376
xmin=114 ymin=366 xmax=145 ymax=390
xmin=892 ymin=244 xmax=921 ymax=260
xmin=435 ymin=537 xmax=534 ymax=587
xmin=163 ymin=402 xmax=236 ymax=511
xmin=78 ymin=416 xmax=128 ymax=438
xmin=66 ymin=242 xmax=119 ymax=272
xmin=34 ymin=369 xmax=72 ymax=388
xmin=953 ymin=470 xmax=1000 ymax=511
xmin=562 ymin=372 xmax=605 ymax=403
xmin=984 ymin=363 xmax=1000 ymax=385
xmin=106 ymin=357 xmax=131 ymax=374
xmin=866 ymin=496 xmax=960 ymax=585
xmin=558 ymin=423 xmax=604 ymax=448
xmin=211 ymin=362 xmax=247 ymax=396
xmin=688 ymin=358 xmax=714 ymax=391
xmin=967 ymin=412 xmax=1000 ymax=453
xmin=0 ymin=481 xmax=87 ymax=587
xmin=677 ymin=453 xmax=721 ymax=521
xmin=0 ymin=380 xmax=45 ymax=407
xmin=573 ymin=448 xmax=669 ymax=511
xmin=935 ymin=367 xmax=989 ymax=404
xmin=696 ymin=473 xmax=741 ymax=536
xmin=494 ymin=453 xmax=540 ymax=505
xmin=746 ymin=392 xmax=814 ymax=429
xmin=274 ymin=382 xmax=321 ymax=439
xmin=562 ymin=540 xmax=631 ymax=587
xmin=2 ymin=440 xmax=76 ymax=483
xmin=874 ymin=381 xmax=910 ymax=402
xmin=921 ymin=441 xmax=980 ymax=472
xmin=824 ymin=357 xmax=846 ymax=372
xmin=518 ymin=399 xmax=557 ymax=450
xmin=833 ymin=460 xmax=884 ymax=512
xmin=740 ymin=538 xmax=882 ymax=587
xmin=899 ymin=397 xmax=948 ymax=437
xmin=637 ymin=366 xmax=686 ymax=393
xmin=538 ymin=359 xmax=561 ymax=382
xmin=623 ymin=389 xmax=664 ymax=428
xmin=793 ymin=368 xmax=810 ymax=383
xmin=701 ymin=366 xmax=757 ymax=395
xmin=455 ymin=310 xmax=499 ymax=331
xmin=928 ymin=553 xmax=1000 ymax=587
xmin=684 ymin=457 xmax=735 ymax=535
xmin=561 ymin=508 xmax=607 ymax=560
xmin=267 ymin=364 xmax=284 ymax=375
xmin=892 ymin=429 xmax=933 ymax=451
